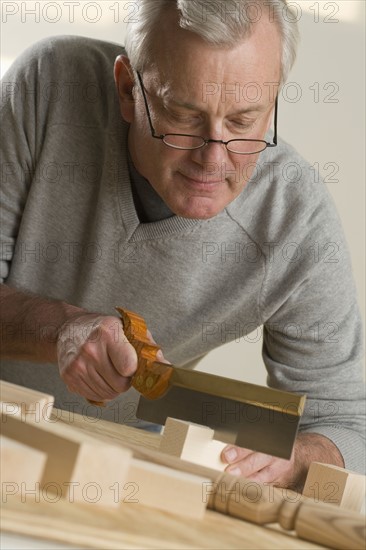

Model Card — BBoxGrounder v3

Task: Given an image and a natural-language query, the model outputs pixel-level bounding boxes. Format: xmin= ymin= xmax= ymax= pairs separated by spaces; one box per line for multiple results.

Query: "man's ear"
xmin=114 ymin=55 xmax=135 ymax=123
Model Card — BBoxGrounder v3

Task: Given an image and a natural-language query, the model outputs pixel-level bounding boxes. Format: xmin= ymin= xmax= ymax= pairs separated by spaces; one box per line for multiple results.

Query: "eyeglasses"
xmin=136 ymin=71 xmax=278 ymax=155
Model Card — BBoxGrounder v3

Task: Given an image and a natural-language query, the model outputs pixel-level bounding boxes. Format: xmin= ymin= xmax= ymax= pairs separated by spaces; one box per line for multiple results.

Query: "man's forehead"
xmin=170 ymin=96 xmax=270 ymax=113
xmin=145 ymin=69 xmax=279 ymax=110
xmin=146 ymin=22 xmax=281 ymax=105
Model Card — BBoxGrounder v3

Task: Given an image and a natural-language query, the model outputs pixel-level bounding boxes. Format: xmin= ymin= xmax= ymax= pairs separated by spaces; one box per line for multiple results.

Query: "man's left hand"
xmin=221 ymin=432 xmax=344 ymax=491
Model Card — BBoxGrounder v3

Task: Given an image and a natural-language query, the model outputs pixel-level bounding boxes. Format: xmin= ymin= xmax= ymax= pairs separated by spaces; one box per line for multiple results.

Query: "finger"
xmin=107 ymin=340 xmax=138 ymax=377
xmin=87 ymin=365 xmax=129 ymax=398
xmin=64 ymin=349 xmax=124 ymax=400
xmin=146 ymin=329 xmax=156 ymax=344
xmin=84 ymin=345 xmax=133 ymax=396
xmin=225 ymin=451 xmax=274 ymax=478
xmin=76 ymin=362 xmax=119 ymax=400
xmin=155 ymin=349 xmax=171 ymax=364
xmin=66 ymin=376 xmax=112 ymax=403
xmin=247 ymin=467 xmax=276 ymax=483
xmin=146 ymin=330 xmax=170 ymax=364
xmin=80 ymin=333 xmax=135 ymax=391
xmin=221 ymin=445 xmax=252 ymax=464
xmin=247 ymin=461 xmax=291 ymax=485
xmin=96 ymin=318 xmax=138 ymax=377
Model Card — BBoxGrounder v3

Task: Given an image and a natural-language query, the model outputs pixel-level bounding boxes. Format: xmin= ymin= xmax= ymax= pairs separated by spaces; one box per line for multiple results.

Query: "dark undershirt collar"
xmin=127 ymin=153 xmax=174 ymax=223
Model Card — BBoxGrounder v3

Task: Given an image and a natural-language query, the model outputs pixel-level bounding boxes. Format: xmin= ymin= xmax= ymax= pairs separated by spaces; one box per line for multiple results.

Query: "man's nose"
xmin=190 ymin=137 xmax=229 ymax=167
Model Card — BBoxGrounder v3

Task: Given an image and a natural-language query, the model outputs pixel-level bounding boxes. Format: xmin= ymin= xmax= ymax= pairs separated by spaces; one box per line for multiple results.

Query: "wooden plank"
xmin=3 ymin=405 xmax=361 ymax=549
xmin=1 ymin=402 xmax=210 ymax=518
xmin=50 ymin=409 xmax=365 ymax=550
xmin=160 ymin=417 xmax=227 ymax=471
xmin=0 ymin=379 xmax=54 ymax=421
xmin=303 ymin=462 xmax=366 ymax=512
xmin=126 ymin=458 xmax=209 ymax=519
xmin=1 ymin=496 xmax=323 ymax=549
xmin=0 ymin=435 xmax=47 ymax=486
xmin=1 ymin=410 xmax=131 ymax=508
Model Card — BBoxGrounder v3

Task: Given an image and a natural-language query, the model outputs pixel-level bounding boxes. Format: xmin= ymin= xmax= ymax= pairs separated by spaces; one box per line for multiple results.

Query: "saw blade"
xmin=117 ymin=307 xmax=305 ymax=458
xmin=137 ymin=384 xmax=303 ymax=459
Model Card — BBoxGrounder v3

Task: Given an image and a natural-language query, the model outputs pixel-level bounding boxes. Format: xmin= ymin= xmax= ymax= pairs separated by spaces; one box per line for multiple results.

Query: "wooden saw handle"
xmin=87 ymin=308 xmax=173 ymax=406
xmin=116 ymin=307 xmax=174 ymax=399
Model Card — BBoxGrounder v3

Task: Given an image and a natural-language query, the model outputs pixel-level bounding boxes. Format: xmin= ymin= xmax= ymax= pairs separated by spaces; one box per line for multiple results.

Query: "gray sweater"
xmin=1 ymin=36 xmax=364 ymax=472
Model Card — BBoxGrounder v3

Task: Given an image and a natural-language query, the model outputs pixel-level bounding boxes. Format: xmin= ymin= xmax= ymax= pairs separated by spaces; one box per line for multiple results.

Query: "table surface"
xmin=1 ymin=409 xmax=326 ymax=550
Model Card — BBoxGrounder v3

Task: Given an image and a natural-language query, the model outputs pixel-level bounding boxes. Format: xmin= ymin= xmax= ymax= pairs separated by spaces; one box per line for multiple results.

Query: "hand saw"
xmin=117 ymin=307 xmax=306 ymax=459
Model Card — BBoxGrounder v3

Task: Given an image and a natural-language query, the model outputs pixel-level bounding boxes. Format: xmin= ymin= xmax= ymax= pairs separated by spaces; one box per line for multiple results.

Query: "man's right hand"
xmin=1 ymin=284 xmax=165 ymax=403
xmin=57 ymin=313 xmax=139 ymax=403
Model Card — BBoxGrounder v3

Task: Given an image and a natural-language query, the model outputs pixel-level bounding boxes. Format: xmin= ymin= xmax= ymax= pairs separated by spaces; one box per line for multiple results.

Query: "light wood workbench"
xmin=1 ymin=409 xmax=327 ymax=549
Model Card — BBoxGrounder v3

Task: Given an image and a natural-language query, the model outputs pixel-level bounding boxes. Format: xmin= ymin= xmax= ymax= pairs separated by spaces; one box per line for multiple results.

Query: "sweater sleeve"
xmin=260 ymin=167 xmax=365 ymax=473
xmin=0 ymin=36 xmax=124 ymax=285
xmin=0 ymin=45 xmax=41 ymax=283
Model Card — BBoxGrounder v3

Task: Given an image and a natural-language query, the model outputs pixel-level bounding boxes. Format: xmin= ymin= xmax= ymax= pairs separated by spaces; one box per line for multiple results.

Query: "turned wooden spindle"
xmin=213 ymin=473 xmax=365 ymax=549
xmin=278 ymin=500 xmax=365 ymax=550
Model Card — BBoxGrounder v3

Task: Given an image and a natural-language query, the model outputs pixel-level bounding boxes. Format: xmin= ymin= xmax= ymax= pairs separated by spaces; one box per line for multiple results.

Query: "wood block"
xmin=0 ymin=435 xmax=47 ymax=487
xmin=0 ymin=380 xmax=54 ymax=422
xmin=125 ymin=458 xmax=209 ymax=519
xmin=160 ymin=418 xmax=227 ymax=471
xmin=302 ymin=462 xmax=366 ymax=512
xmin=1 ymin=410 xmax=131 ymax=508
xmin=2 ymin=402 xmax=208 ymax=519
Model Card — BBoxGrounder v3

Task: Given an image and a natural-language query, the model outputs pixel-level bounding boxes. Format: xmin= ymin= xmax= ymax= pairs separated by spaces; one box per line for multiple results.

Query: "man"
xmin=1 ymin=0 xmax=364 ymax=489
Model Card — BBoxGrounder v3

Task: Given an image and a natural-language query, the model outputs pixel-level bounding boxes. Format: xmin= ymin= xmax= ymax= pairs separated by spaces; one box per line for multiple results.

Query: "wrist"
xmin=293 ymin=432 xmax=344 ymax=491
xmin=0 ymin=284 xmax=88 ymax=364
xmin=34 ymin=302 xmax=87 ymax=364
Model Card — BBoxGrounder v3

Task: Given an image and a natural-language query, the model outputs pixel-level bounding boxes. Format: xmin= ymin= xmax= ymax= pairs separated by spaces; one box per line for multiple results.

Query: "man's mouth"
xmin=179 ymin=172 xmax=224 ymax=187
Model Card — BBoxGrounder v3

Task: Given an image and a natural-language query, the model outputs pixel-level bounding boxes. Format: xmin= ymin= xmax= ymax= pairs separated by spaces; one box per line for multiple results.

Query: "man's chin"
xmin=170 ymin=197 xmax=227 ymax=220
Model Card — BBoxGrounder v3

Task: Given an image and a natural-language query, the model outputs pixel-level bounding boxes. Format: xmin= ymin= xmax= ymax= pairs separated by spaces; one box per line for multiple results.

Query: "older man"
xmin=1 ymin=0 xmax=364 ymax=489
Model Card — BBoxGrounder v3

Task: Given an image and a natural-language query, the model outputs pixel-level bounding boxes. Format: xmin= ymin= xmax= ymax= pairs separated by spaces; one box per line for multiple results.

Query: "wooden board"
xmin=0 ymin=409 xmax=325 ymax=549
xmin=1 ymin=493 xmax=323 ymax=550
xmin=160 ymin=417 xmax=227 ymax=471
xmin=303 ymin=462 xmax=366 ymax=512
xmin=0 ymin=435 xmax=47 ymax=486
xmin=126 ymin=458 xmax=209 ymax=519
xmin=1 ymin=397 xmax=212 ymax=519
xmin=0 ymin=379 xmax=54 ymax=421
xmin=1 ymin=410 xmax=131 ymax=508
xmin=2 ymin=406 xmax=363 ymax=549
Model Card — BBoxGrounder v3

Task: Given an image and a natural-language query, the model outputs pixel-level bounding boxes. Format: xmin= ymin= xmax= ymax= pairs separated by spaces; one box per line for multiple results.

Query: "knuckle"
xmin=101 ymin=317 xmax=122 ymax=338
xmin=82 ymin=341 xmax=99 ymax=361
xmin=146 ymin=329 xmax=157 ymax=345
xmin=101 ymin=390 xmax=118 ymax=400
xmin=112 ymin=343 xmax=138 ymax=376
xmin=122 ymin=353 xmax=138 ymax=377
xmin=62 ymin=358 xmax=83 ymax=381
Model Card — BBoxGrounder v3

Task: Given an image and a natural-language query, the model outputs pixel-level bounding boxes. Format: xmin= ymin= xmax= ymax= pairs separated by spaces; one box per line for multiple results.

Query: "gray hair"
xmin=125 ymin=0 xmax=300 ymax=85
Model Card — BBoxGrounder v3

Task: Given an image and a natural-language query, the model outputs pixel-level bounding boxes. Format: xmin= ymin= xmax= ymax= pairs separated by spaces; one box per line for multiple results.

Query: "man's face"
xmin=119 ymin=12 xmax=281 ymax=219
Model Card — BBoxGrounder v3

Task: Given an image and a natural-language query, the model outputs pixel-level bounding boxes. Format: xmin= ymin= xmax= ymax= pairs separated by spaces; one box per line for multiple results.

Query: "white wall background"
xmin=1 ymin=1 xmax=364 ymax=384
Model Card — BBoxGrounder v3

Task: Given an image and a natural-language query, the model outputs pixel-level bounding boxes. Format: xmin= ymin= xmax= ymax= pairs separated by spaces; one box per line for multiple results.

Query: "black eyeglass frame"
xmin=136 ymin=71 xmax=278 ymax=155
